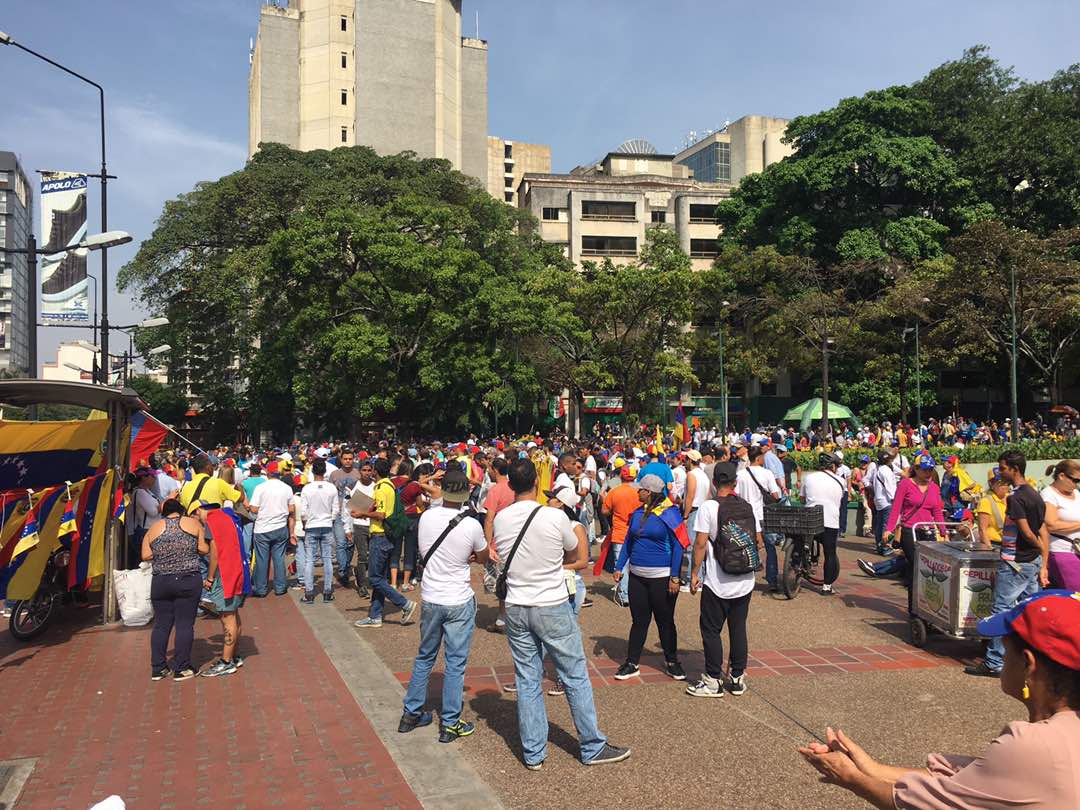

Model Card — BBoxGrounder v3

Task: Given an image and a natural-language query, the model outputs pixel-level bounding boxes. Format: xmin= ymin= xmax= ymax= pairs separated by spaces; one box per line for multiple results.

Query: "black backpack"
xmin=710 ymin=495 xmax=762 ymax=575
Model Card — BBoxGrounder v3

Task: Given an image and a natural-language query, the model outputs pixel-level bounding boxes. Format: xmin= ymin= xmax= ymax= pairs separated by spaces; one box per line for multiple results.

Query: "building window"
xmin=581 ymin=236 xmax=637 ymax=257
xmin=678 ymin=141 xmax=731 ymax=184
xmin=759 ymin=381 xmax=778 ymax=397
xmin=504 ymin=162 xmax=513 ymax=174
xmin=651 ymin=210 xmax=666 ymax=223
xmin=341 ymin=89 xmax=348 ymax=105
xmin=504 ymin=191 xmax=514 ymax=203
xmin=0 ymin=193 xmax=6 ymax=215
xmin=341 ymin=52 xmax=348 ymax=69
xmin=0 ymin=171 xmax=9 ymax=185
xmin=542 ymin=207 xmax=567 ymax=221
xmin=581 ymin=200 xmax=636 ymax=221
xmin=341 ymin=127 xmax=348 ymax=143
xmin=504 ymin=176 xmax=513 ymax=188
xmin=690 ymin=238 xmax=719 ymax=258
xmin=340 ymin=16 xmax=347 ymax=31
xmin=689 ymin=204 xmax=717 ymax=224
xmin=504 ymin=143 xmax=512 ymax=159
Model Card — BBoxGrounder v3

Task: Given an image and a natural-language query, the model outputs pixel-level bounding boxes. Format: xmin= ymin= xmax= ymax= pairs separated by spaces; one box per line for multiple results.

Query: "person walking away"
xmin=142 ymin=498 xmax=208 ymax=681
xmin=798 ymin=453 xmax=846 ymax=595
xmin=612 ymin=474 xmax=689 ymax=681
xmin=681 ymin=450 xmax=710 ymax=590
xmin=686 ymin=462 xmax=759 ymax=697
xmin=179 ymin=453 xmax=247 ymax=515
xmin=328 ymin=450 xmax=362 ymax=589
xmin=354 ymin=458 xmax=417 ymax=628
xmin=240 ymin=462 xmax=266 ymax=502
xmin=493 ymin=458 xmax=629 ymax=770
xmin=966 ymin=450 xmax=1049 ymax=678
xmin=1040 ymin=459 xmax=1080 ymax=589
xmin=834 ymin=452 xmax=852 ymax=538
xmin=398 ymin=468 xmax=488 ymax=743
xmin=599 ymin=464 xmax=640 ymax=607
xmin=129 ymin=468 xmax=161 ymax=568
xmin=199 ymin=502 xmax=251 ymax=677
xmin=851 ymin=455 xmax=870 ymax=538
xmin=248 ymin=462 xmax=295 ymax=597
xmin=397 ymin=460 xmax=431 ymax=591
xmin=871 ymin=450 xmax=898 ymax=557
xmin=482 ymin=457 xmax=513 ymax=595
xmin=735 ymin=446 xmax=782 ymax=592
xmin=299 ymin=459 xmax=339 ymax=603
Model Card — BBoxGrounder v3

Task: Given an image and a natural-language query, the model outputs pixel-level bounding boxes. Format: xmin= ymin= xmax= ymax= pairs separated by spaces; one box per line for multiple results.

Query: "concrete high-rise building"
xmin=0 ymin=152 xmax=33 ymax=375
xmin=249 ymin=0 xmax=489 ymax=186
xmin=674 ymin=115 xmax=793 ymax=186
xmin=488 ymin=137 xmax=551 ymax=206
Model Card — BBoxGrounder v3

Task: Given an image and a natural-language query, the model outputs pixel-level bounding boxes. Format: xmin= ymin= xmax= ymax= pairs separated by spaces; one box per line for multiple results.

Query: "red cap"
xmin=946 ymin=455 xmax=960 ymax=465
xmin=266 ymin=461 xmax=279 ymax=475
xmin=1009 ymin=593 xmax=1080 ymax=669
xmin=620 ymin=466 xmax=635 ymax=481
xmin=358 ymin=451 xmax=369 ymax=460
xmin=457 ymin=442 xmax=467 ymax=453
xmin=469 ymin=445 xmax=480 ymax=455
xmin=495 ymin=440 xmax=505 ymax=450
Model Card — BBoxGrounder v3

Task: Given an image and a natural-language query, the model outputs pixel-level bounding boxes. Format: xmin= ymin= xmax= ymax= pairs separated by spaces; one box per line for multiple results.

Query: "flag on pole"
xmin=129 ymin=410 xmax=170 ymax=471
xmin=654 ymin=425 xmax=664 ymax=455
xmin=673 ymin=403 xmax=688 ymax=448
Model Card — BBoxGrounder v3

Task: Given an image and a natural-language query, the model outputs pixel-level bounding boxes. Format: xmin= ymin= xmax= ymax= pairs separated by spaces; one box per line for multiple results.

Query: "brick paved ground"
xmin=0 ymin=593 xmax=421 ymax=810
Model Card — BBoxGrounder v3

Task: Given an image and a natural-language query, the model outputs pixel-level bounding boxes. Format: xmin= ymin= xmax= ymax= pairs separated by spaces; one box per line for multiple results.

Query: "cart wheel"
xmin=909 ymin=617 xmax=929 ymax=648
xmin=781 ymin=548 xmax=801 ymax=600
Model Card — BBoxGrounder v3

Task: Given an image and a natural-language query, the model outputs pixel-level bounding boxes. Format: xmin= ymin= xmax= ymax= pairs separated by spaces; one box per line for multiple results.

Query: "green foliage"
xmin=790 ymin=440 xmax=1080 ymax=471
xmin=127 ymin=375 xmax=188 ymax=426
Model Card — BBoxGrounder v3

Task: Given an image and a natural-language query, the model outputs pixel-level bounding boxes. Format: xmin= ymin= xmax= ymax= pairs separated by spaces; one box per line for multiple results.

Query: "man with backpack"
xmin=687 ymin=461 xmax=761 ymax=698
xmin=353 ymin=458 xmax=417 ymax=628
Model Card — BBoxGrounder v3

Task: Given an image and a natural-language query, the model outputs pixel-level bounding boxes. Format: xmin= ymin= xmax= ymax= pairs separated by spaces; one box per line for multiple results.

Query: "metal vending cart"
xmin=910 ymin=532 xmax=999 ymax=647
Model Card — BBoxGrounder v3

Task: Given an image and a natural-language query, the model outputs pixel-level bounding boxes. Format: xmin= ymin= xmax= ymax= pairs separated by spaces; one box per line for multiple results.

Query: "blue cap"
xmin=859 ymin=454 xmax=870 ymax=463
xmin=917 ymin=455 xmax=936 ymax=470
xmin=976 ymin=589 xmax=1077 ymax=637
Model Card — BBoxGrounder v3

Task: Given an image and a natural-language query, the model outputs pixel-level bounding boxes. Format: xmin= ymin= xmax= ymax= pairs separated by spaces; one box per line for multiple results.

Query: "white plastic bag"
xmin=113 ymin=562 xmax=153 ymax=626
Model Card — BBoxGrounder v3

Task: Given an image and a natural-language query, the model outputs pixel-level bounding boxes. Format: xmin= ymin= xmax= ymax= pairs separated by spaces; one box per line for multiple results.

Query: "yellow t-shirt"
xmin=370 ymin=478 xmax=396 ymax=535
xmin=975 ymin=493 xmax=1007 ymax=544
xmin=179 ymin=473 xmax=243 ymax=515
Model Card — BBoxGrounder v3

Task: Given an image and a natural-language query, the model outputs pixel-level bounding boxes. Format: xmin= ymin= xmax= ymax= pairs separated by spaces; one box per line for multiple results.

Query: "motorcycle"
xmin=8 ymin=547 xmax=71 ymax=641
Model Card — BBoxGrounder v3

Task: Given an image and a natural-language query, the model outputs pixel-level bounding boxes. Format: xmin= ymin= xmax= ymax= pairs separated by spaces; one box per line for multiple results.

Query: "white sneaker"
xmin=821 ymin=584 xmax=834 ymax=595
xmin=685 ymin=675 xmax=723 ymax=698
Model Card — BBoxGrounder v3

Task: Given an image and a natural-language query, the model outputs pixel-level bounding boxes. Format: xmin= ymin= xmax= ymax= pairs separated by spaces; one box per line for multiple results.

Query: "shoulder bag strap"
xmin=420 ymin=510 xmax=472 ymax=568
xmin=901 ymin=484 xmax=931 ymax=526
xmin=502 ymin=506 xmax=543 ymax=577
xmin=748 ymin=468 xmax=776 ymax=502
xmin=187 ymin=475 xmax=211 ymax=511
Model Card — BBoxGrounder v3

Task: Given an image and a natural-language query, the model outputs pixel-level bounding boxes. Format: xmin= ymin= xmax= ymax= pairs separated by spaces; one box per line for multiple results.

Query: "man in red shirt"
xmin=482 ymin=458 xmax=514 ymax=596
xmin=602 ymin=466 xmax=640 ymax=607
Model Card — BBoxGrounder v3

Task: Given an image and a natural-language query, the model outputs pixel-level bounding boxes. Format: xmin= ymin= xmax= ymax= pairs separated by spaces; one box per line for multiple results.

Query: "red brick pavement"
xmin=0 ymin=595 xmax=421 ymax=810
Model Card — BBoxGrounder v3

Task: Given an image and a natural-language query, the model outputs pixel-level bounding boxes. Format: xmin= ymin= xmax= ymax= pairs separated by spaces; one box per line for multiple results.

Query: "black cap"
xmin=713 ymin=461 xmax=738 ymax=486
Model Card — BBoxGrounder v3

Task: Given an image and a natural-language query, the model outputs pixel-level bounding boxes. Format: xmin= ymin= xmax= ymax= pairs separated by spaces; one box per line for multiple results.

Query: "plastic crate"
xmin=762 ymin=504 xmax=824 ymax=536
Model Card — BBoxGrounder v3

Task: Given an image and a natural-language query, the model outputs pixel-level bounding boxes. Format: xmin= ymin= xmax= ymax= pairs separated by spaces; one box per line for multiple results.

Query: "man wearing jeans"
xmin=966 ymin=450 xmax=1049 ymax=677
xmin=299 ymin=459 xmax=339 ymax=604
xmin=398 ymin=468 xmax=488 ymax=743
xmin=492 ymin=457 xmax=629 ymax=770
xmin=354 ymin=458 xmax=417 ymax=628
xmin=248 ymin=462 xmax=295 ymax=597
xmin=328 ymin=450 xmax=363 ymax=589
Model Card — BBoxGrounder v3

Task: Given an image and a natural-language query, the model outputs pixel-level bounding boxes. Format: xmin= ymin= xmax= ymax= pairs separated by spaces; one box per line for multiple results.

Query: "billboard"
xmin=39 ymin=171 xmax=89 ymax=322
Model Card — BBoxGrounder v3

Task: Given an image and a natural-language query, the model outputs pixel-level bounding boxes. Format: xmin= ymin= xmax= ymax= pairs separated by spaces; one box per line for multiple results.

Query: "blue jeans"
xmin=504 ymin=600 xmax=607 ymax=766
xmin=569 ymin=573 xmax=586 ymax=617
xmin=333 ymin=515 xmax=353 ymax=576
xmin=253 ymin=526 xmax=289 ymax=595
xmin=368 ymin=533 xmax=407 ymax=620
xmin=984 ymin=556 xmax=1042 ymax=671
xmin=872 ymin=504 xmax=892 ymax=554
xmin=403 ymin=597 xmax=476 ymax=726
xmin=302 ymin=526 xmax=334 ymax=594
xmin=839 ymin=495 xmax=849 ymax=535
xmin=763 ymin=532 xmax=782 ymax=587
xmin=870 ymin=556 xmax=905 ymax=576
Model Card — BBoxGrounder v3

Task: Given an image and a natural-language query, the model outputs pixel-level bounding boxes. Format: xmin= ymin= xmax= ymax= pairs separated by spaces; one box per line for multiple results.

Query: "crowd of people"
xmin=125 ymin=424 xmax=1080 ymax=800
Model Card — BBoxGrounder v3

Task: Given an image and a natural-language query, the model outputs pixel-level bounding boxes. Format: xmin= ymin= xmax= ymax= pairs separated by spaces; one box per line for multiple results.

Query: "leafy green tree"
xmin=127 ymin=375 xmax=189 ymax=426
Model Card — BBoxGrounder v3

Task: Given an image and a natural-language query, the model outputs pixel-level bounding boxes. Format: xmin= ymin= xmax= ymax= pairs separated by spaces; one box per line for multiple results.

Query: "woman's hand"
xmin=798 ymin=745 xmax=862 ymax=787
xmin=826 ymin=727 xmax=880 ymax=777
xmin=612 ymin=570 xmax=622 ymax=584
xmin=690 ymin=572 xmax=700 ymax=595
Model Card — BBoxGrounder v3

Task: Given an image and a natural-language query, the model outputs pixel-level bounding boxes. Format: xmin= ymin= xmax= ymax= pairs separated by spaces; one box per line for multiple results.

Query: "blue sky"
xmin=2 ymin=0 xmax=1077 ymax=369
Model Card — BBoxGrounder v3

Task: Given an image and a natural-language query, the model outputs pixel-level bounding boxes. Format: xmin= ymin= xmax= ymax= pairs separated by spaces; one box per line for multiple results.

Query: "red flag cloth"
xmin=592 ymin=534 xmax=612 ymax=577
xmin=129 ymin=411 xmax=170 ymax=471
xmin=205 ymin=509 xmax=246 ymax=599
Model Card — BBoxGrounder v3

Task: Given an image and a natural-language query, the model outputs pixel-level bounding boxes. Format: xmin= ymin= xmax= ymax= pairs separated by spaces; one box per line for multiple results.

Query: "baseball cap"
xmin=712 ymin=462 xmax=738 ymax=485
xmin=441 ymin=468 xmax=471 ymax=503
xmin=916 ymin=455 xmax=937 ymax=470
xmin=638 ymin=474 xmax=665 ymax=494
xmin=314 ymin=447 xmax=331 ymax=459
xmin=619 ymin=466 xmax=635 ymax=481
xmin=685 ymin=449 xmax=702 ymax=462
xmin=977 ymin=590 xmax=1080 ymax=670
xmin=544 ymin=486 xmax=581 ymax=509
xmin=613 ymin=457 xmax=626 ymax=469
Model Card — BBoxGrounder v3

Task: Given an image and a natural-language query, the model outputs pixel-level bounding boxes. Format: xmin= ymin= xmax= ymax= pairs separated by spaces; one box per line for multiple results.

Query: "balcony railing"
xmin=690 ymin=251 xmax=719 ymax=258
xmin=688 ymin=217 xmax=717 ymax=224
xmin=580 ymin=213 xmax=637 ymax=222
xmin=581 ymin=248 xmax=637 ymax=257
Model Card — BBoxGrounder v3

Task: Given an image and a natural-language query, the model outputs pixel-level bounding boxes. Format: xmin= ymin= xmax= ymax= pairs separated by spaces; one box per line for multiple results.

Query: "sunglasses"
xmin=1067 ymin=475 xmax=1080 ymax=485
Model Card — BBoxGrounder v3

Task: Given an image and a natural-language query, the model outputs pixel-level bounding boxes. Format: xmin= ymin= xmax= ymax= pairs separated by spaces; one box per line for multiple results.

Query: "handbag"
xmin=495 ymin=506 xmax=543 ymax=601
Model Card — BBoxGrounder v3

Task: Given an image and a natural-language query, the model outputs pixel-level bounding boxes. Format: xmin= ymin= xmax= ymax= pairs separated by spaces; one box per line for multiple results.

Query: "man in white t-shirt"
xmin=399 ymin=468 xmax=488 ymax=743
xmin=248 ymin=463 xmax=296 ymax=597
xmin=834 ymin=451 xmax=852 ymax=537
xmin=735 ymin=446 xmax=782 ymax=591
xmin=492 ymin=458 xmax=629 ymax=770
xmin=687 ymin=462 xmax=759 ymax=698
xmin=872 ymin=451 xmax=899 ymax=556
xmin=800 ymin=453 xmax=845 ymax=595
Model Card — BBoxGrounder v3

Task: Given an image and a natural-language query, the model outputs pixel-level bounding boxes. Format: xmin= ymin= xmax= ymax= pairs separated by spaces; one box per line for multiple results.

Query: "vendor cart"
xmin=910 ymin=527 xmax=998 ymax=647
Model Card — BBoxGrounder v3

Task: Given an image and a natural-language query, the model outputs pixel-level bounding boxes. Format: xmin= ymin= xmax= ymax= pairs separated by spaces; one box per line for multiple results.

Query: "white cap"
xmin=546 ymin=486 xmax=580 ymax=509
xmin=314 ymin=447 xmax=330 ymax=458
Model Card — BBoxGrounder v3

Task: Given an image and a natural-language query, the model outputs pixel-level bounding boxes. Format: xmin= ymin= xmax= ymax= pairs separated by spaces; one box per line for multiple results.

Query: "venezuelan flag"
xmin=69 ymin=471 xmax=113 ymax=589
xmin=128 ymin=411 xmax=169 ymax=471
xmin=673 ymin=403 xmax=688 ymax=449
xmin=6 ymin=485 xmax=70 ymax=600
xmin=655 ymin=425 xmax=664 ymax=455
xmin=58 ymin=498 xmax=79 ymax=543
xmin=0 ymin=420 xmax=109 ymax=491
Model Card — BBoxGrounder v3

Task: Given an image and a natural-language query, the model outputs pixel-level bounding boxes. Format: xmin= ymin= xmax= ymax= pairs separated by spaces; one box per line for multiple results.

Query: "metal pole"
xmin=27 ymin=233 xmax=36 ymax=380
xmin=1009 ymin=266 xmax=1019 ymax=441
xmin=915 ymin=321 xmax=922 ymax=428
xmin=718 ymin=325 xmax=727 ymax=436
xmin=821 ymin=332 xmax=830 ymax=439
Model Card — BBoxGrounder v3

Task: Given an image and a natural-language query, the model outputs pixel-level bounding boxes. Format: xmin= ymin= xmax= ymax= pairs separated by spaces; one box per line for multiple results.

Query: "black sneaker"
xmin=665 ymin=661 xmax=686 ymax=681
xmin=964 ymin=661 xmax=1001 ymax=678
xmin=322 ymin=591 xmax=335 ymax=603
xmin=438 ymin=720 xmax=475 ymax=743
xmin=613 ymin=662 xmax=640 ymax=681
xmin=727 ymin=673 xmax=747 ymax=696
xmin=151 ymin=667 xmax=170 ymax=681
xmin=301 ymin=591 xmax=316 ymax=604
xmin=398 ymin=710 xmax=433 ymax=733
xmin=585 ymin=743 xmax=631 ymax=766
xmin=581 ymin=597 xmax=594 ymax=608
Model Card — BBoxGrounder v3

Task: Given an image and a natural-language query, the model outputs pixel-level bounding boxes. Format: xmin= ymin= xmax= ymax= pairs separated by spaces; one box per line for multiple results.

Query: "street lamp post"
xmin=717 ymin=300 xmax=730 ymax=436
xmin=821 ymin=334 xmax=832 ymax=439
xmin=1 ymin=30 xmax=111 ymax=383
xmin=915 ymin=296 xmax=930 ymax=430
xmin=1009 ymin=267 xmax=1019 ymax=441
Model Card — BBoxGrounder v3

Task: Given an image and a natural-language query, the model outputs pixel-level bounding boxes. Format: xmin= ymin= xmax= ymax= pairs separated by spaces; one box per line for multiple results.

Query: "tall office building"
xmin=674 ymin=115 xmax=793 ymax=185
xmin=488 ymin=137 xmax=550 ymax=206
xmin=249 ymin=0 xmax=489 ymax=186
xmin=0 ymin=152 xmax=32 ymax=375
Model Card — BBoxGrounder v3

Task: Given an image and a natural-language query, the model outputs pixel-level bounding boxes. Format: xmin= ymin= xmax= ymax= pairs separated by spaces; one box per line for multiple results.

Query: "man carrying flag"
xmin=673 ymin=403 xmax=688 ymax=449
xmin=199 ymin=501 xmax=252 ymax=677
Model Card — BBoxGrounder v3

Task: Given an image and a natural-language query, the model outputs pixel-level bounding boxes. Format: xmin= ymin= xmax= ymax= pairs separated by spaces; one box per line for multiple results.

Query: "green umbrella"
xmin=782 ymin=398 xmax=860 ymax=432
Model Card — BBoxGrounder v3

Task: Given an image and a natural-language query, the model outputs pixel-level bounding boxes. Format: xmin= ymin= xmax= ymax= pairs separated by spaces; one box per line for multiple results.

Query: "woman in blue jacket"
xmin=613 ymin=474 xmax=688 ymax=682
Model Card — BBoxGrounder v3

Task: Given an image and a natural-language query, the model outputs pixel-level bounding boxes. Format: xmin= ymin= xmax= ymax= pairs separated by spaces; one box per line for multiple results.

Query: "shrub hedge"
xmin=789 ymin=440 xmax=1080 ymax=471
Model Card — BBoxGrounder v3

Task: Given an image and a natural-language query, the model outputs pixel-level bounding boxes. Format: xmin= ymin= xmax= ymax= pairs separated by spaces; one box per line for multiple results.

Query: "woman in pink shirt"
xmin=883 ymin=455 xmax=945 ymax=615
xmin=800 ymin=589 xmax=1080 ymax=808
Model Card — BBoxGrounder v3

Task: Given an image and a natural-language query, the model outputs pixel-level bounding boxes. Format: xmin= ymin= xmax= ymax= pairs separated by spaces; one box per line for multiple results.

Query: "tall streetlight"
xmin=717 ymin=300 xmax=730 ymax=435
xmin=821 ymin=336 xmax=834 ymax=439
xmin=1 ymin=30 xmax=112 ymax=383
xmin=1009 ymin=266 xmax=1019 ymax=441
xmin=914 ymin=296 xmax=930 ymax=429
